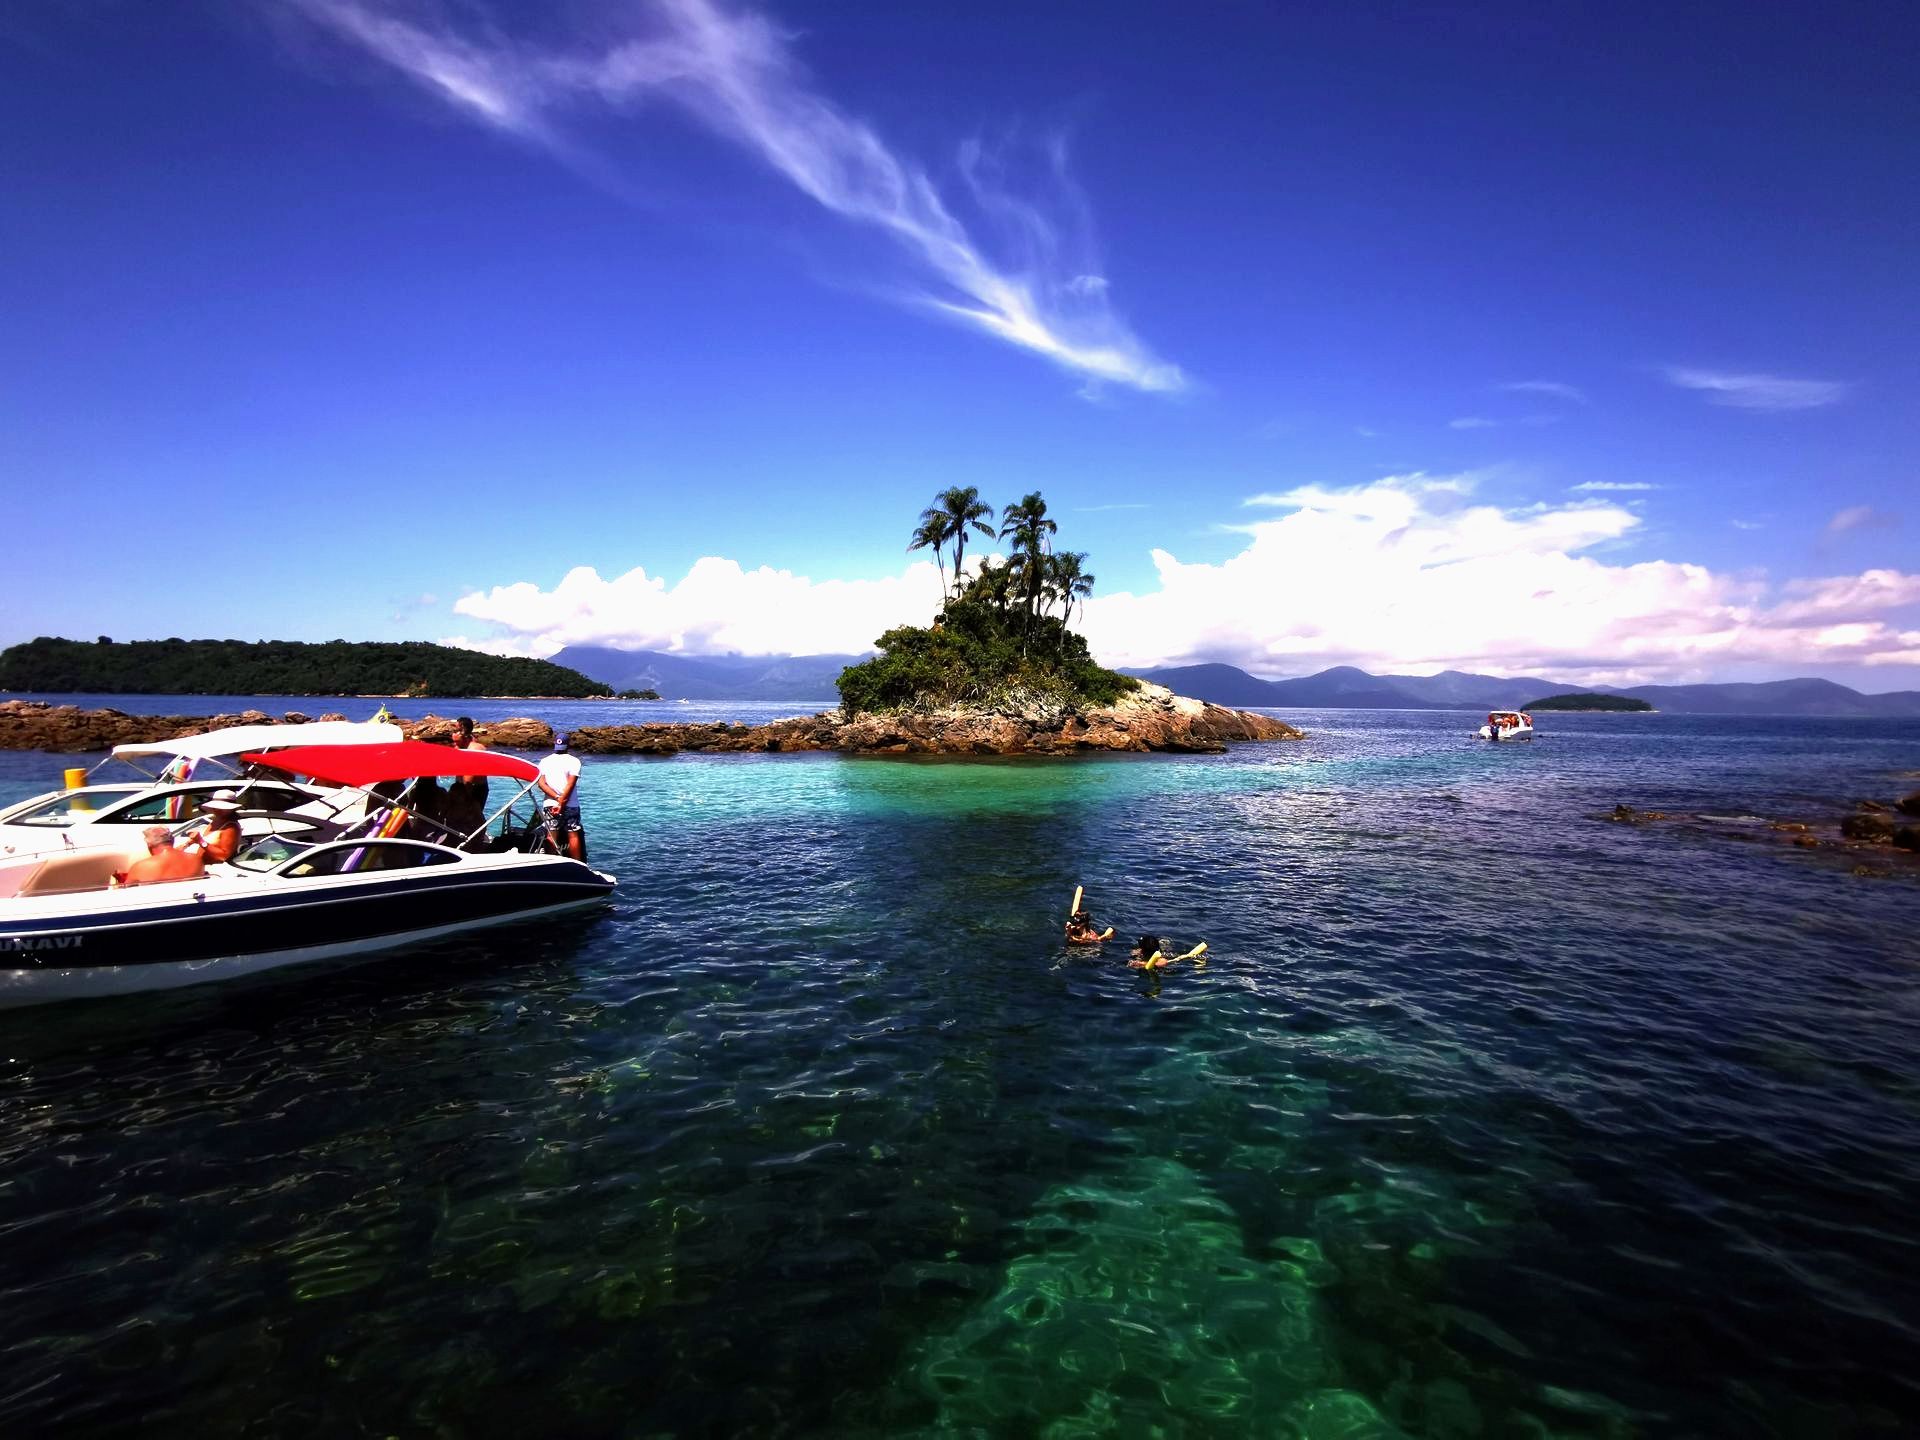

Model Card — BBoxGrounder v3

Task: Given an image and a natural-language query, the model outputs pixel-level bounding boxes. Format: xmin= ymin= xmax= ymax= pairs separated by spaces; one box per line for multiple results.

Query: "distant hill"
xmin=551 ymin=646 xmax=861 ymax=701
xmin=1125 ymin=661 xmax=1920 ymax=716
xmin=0 ymin=636 xmax=612 ymax=698
xmin=1126 ymin=663 xmax=1574 ymax=711
xmin=1619 ymin=677 xmax=1920 ymax=717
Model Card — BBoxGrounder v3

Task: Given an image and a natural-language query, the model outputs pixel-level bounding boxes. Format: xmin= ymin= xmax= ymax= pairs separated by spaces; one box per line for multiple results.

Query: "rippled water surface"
xmin=2 ymin=708 xmax=1917 ymax=1437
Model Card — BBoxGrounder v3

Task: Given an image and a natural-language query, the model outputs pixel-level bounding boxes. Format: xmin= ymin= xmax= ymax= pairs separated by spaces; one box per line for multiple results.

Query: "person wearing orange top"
xmin=178 ymin=790 xmax=243 ymax=864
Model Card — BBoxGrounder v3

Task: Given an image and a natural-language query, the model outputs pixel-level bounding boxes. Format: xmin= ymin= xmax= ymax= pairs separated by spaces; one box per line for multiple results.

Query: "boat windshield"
xmin=0 ymin=788 xmax=145 ymax=828
xmin=230 ymin=834 xmax=316 ymax=873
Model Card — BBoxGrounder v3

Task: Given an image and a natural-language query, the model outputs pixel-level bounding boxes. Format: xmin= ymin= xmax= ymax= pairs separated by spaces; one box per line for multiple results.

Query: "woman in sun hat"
xmin=179 ymin=789 xmax=244 ymax=864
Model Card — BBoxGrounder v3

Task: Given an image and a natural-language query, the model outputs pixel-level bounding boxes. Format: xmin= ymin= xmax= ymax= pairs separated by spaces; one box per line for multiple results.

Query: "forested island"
xmin=838 ymin=487 xmax=1135 ymax=713
xmin=0 ymin=637 xmax=612 ymax=699
xmin=1523 ymin=693 xmax=1653 ymax=712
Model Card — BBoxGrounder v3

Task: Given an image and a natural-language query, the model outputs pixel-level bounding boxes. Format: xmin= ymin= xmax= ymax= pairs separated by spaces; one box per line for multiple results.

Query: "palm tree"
xmin=907 ymin=512 xmax=950 ymax=597
xmin=969 ymin=556 xmax=1016 ymax=615
xmin=998 ymin=491 xmax=1058 ymax=632
xmin=934 ymin=487 xmax=996 ymax=596
xmin=910 ymin=487 xmax=998 ymax=601
xmin=1050 ymin=551 xmax=1095 ymax=629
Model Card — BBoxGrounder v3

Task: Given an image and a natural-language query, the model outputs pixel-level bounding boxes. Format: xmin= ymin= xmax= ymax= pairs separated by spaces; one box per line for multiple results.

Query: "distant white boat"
xmin=1477 ymin=709 xmax=1535 ymax=741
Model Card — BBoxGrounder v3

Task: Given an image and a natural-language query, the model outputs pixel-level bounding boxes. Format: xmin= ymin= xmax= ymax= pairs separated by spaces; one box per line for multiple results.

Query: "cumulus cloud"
xmin=1073 ymin=474 xmax=1920 ymax=683
xmin=1664 ymin=367 xmax=1848 ymax=410
xmin=450 ymin=556 xmax=947 ymax=657
xmin=443 ymin=478 xmax=1920 ymax=685
xmin=282 ymin=0 xmax=1183 ymax=393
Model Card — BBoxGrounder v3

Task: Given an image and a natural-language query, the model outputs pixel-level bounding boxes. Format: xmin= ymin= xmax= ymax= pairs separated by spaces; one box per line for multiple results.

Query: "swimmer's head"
xmin=1137 ymin=935 xmax=1159 ymax=955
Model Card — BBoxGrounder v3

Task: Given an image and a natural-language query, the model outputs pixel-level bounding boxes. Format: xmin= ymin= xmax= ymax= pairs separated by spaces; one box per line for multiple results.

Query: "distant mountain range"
xmin=551 ymin=645 xmax=1920 ymax=716
xmin=1126 ymin=663 xmax=1920 ymax=717
xmin=550 ymin=646 xmax=862 ymax=702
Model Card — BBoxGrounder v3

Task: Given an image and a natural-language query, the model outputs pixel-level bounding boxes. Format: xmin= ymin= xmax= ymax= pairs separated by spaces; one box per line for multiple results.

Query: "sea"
xmin=0 ymin=696 xmax=1916 ymax=1438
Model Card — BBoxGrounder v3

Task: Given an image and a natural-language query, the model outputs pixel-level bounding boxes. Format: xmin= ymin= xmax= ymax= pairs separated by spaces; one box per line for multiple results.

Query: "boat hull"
xmin=0 ymin=863 xmax=614 ymax=1008
xmin=1477 ymin=723 xmax=1535 ymax=741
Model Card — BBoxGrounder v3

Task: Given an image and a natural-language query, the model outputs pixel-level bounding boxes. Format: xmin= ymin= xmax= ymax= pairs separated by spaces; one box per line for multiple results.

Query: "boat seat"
xmin=12 ymin=848 xmax=149 ymax=898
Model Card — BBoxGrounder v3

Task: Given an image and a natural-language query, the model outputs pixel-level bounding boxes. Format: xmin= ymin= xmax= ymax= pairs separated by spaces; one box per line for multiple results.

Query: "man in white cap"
xmin=536 ymin=734 xmax=585 ymax=861
xmin=179 ymin=789 xmax=244 ymax=864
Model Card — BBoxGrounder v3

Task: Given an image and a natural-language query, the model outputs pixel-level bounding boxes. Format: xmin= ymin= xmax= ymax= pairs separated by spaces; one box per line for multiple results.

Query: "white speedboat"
xmin=0 ymin=740 xmax=614 ymax=1008
xmin=0 ymin=720 xmax=399 ymax=861
xmin=1477 ymin=710 xmax=1535 ymax=741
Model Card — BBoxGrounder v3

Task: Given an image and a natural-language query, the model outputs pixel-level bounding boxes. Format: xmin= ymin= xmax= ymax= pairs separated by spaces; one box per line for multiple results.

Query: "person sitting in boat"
xmin=120 ymin=825 xmax=206 ymax=887
xmin=1065 ymin=908 xmax=1114 ymax=945
xmin=178 ymin=790 xmax=243 ymax=864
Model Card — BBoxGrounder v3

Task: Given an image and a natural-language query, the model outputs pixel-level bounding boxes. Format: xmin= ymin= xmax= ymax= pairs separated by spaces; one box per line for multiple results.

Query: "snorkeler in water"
xmin=1128 ymin=934 xmax=1208 ymax=970
xmin=1063 ymin=885 xmax=1115 ymax=945
xmin=1065 ymin=908 xmax=1114 ymax=945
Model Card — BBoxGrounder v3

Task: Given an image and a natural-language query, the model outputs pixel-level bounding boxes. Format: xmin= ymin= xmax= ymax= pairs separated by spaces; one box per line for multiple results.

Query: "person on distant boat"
xmin=442 ymin=716 xmax=490 ymax=841
xmin=537 ymin=733 xmax=586 ymax=861
xmin=1065 ymin=908 xmax=1113 ymax=945
xmin=120 ymin=825 xmax=206 ymax=887
xmin=178 ymin=790 xmax=243 ymax=864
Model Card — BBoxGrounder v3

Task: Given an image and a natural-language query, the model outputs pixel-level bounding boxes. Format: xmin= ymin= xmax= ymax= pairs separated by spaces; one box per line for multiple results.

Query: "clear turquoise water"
xmin=0 ymin=708 xmax=1916 ymax=1436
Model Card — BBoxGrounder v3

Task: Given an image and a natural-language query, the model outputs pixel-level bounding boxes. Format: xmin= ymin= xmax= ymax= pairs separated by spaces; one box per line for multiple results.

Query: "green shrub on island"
xmin=1523 ymin=692 xmax=1652 ymax=712
xmin=0 ymin=636 xmax=613 ymax=699
xmin=837 ymin=488 xmax=1136 ymax=715
xmin=617 ymin=688 xmax=663 ymax=700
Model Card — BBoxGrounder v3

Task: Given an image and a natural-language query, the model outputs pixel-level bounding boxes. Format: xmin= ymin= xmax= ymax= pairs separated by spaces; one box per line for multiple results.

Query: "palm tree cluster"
xmin=907 ymin=487 xmax=1097 ymax=634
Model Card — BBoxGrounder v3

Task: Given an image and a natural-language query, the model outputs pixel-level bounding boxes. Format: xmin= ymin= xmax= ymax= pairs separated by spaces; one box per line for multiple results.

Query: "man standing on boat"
xmin=536 ymin=733 xmax=585 ymax=862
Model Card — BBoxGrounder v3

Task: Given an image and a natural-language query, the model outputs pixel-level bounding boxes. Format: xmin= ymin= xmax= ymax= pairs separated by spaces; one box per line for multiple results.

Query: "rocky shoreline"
xmin=0 ymin=685 xmax=1303 ymax=758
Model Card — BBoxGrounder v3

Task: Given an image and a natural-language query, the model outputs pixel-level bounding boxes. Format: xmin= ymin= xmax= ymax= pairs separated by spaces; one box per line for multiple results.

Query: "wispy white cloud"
xmin=1828 ymin=505 xmax=1874 ymax=534
xmin=1572 ymin=481 xmax=1659 ymax=492
xmin=1448 ymin=416 xmax=1499 ymax=430
xmin=283 ymin=0 xmax=1183 ymax=393
xmin=1730 ymin=519 xmax=1764 ymax=531
xmin=1499 ymin=380 xmax=1587 ymax=404
xmin=1663 ymin=366 xmax=1848 ymax=411
xmin=1826 ymin=505 xmax=1896 ymax=536
xmin=1074 ymin=502 xmax=1150 ymax=513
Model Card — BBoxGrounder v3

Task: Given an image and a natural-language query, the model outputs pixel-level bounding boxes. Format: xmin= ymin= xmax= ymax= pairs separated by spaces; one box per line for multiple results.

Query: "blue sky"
xmin=2 ymin=1 xmax=1915 ymax=687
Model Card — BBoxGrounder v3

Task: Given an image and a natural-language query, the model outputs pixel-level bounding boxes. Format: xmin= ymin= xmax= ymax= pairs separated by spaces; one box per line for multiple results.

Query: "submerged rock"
xmin=1841 ymin=813 xmax=1897 ymax=843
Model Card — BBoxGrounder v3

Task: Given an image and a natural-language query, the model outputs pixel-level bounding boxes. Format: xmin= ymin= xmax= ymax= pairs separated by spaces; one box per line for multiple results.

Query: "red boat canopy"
xmin=240 ymin=740 xmax=540 ymax=788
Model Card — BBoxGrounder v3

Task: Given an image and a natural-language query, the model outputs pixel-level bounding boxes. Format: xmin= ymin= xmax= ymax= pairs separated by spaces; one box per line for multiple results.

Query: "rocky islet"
xmin=0 ymin=685 xmax=1302 ymax=758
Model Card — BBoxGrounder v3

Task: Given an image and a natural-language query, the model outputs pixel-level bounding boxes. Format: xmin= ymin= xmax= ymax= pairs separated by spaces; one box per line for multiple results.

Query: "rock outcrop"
xmin=565 ymin=684 xmax=1303 ymax=756
xmin=1604 ymin=782 xmax=1920 ymax=875
xmin=0 ymin=686 xmax=1302 ymax=757
xmin=0 ymin=700 xmax=280 ymax=752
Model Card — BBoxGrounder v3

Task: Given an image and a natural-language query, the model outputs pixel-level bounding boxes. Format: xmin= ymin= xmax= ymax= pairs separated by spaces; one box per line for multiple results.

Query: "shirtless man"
xmin=121 ymin=826 xmax=206 ymax=887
